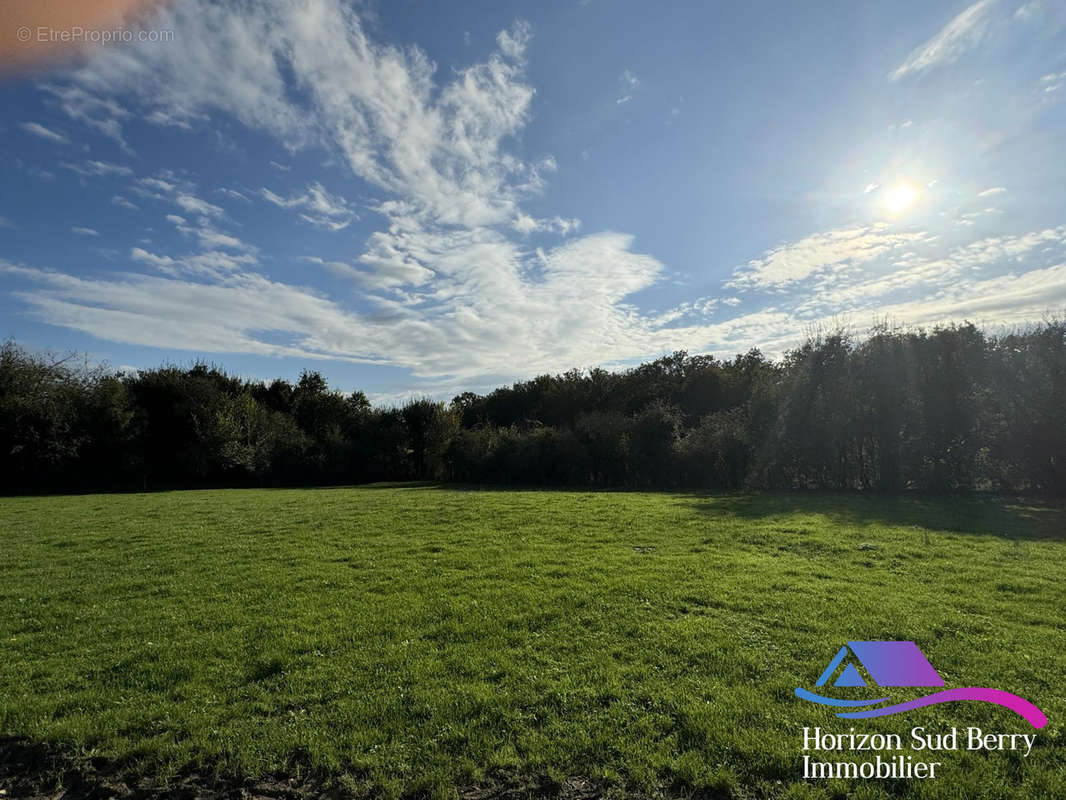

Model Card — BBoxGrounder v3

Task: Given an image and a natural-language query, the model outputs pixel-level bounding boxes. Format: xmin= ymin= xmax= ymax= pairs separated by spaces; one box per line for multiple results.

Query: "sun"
xmin=882 ymin=182 xmax=921 ymax=216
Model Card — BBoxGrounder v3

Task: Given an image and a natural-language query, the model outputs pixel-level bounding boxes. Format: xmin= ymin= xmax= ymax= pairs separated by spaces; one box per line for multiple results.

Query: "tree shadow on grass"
xmin=21 ymin=481 xmax=1059 ymax=543
xmin=356 ymin=482 xmax=1065 ymax=541
xmin=681 ymin=492 xmax=1066 ymax=542
xmin=351 ymin=482 xmax=1066 ymax=542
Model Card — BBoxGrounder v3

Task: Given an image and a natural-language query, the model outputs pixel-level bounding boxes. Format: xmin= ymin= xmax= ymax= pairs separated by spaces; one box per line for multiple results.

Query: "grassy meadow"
xmin=0 ymin=487 xmax=1064 ymax=799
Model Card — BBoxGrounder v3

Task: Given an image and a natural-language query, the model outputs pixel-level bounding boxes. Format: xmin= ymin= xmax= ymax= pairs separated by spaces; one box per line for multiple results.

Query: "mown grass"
xmin=1 ymin=487 xmax=1064 ymax=799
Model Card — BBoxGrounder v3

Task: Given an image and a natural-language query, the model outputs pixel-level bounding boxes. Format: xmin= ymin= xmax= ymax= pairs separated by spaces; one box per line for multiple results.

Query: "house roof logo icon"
xmin=816 ymin=641 xmax=943 ymax=688
xmin=795 ymin=640 xmax=1047 ymax=728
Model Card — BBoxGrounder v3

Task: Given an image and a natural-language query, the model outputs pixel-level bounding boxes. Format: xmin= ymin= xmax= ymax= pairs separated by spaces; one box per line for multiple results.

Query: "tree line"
xmin=2 ymin=321 xmax=1064 ymax=495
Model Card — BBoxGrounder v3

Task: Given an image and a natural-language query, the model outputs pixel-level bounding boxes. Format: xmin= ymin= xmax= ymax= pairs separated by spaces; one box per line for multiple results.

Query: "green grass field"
xmin=1 ymin=487 xmax=1064 ymax=799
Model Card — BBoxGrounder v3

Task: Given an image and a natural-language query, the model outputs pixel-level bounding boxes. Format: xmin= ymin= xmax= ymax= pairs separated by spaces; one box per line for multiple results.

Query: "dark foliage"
xmin=2 ymin=321 xmax=1064 ymax=494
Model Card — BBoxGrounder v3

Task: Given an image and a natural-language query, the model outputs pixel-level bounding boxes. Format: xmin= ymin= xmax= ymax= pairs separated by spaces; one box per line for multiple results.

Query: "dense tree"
xmin=2 ymin=322 xmax=1064 ymax=495
xmin=0 ymin=343 xmax=103 ymax=489
xmin=676 ymin=406 xmax=750 ymax=490
xmin=401 ymin=398 xmax=458 ymax=479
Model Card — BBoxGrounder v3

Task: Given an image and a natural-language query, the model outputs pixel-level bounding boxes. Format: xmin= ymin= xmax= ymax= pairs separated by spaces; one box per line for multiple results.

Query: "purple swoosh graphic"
xmin=835 ymin=688 xmax=1047 ymax=728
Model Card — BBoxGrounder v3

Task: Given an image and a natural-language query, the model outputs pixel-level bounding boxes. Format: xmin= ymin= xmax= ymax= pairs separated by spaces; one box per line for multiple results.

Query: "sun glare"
xmin=883 ymin=182 xmax=920 ymax=216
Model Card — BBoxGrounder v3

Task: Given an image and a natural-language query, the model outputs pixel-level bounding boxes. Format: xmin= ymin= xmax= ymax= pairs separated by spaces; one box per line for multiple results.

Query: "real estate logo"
xmin=794 ymin=640 xmax=1047 ymax=728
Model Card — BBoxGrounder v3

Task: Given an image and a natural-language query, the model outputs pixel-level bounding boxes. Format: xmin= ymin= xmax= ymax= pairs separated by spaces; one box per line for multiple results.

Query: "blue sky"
xmin=2 ymin=0 xmax=1066 ymax=402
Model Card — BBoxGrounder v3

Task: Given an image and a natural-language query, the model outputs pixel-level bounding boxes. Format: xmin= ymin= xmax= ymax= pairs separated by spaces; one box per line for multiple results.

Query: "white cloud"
xmin=496 ymin=20 xmax=532 ymax=61
xmin=511 ymin=214 xmax=536 ymax=234
xmin=653 ymin=297 xmax=720 ymax=325
xmin=174 ymin=220 xmax=252 ymax=252
xmin=18 ymin=121 xmax=69 ymax=143
xmin=891 ymin=0 xmax=998 ymax=80
xmin=3 ymin=263 xmax=364 ymax=360
xmin=61 ymin=160 xmax=134 ymax=178
xmin=111 ymin=195 xmax=139 ymax=211
xmin=977 ymin=186 xmax=1006 ymax=197
xmin=857 ymin=262 xmax=1066 ymax=327
xmin=1041 ymin=70 xmax=1066 ymax=93
xmin=616 ymin=68 xmax=639 ymax=105
xmin=71 ymin=227 xmax=100 ymax=236
xmin=728 ymin=225 xmax=931 ymax=289
xmin=511 ymin=213 xmax=580 ymax=235
xmin=138 ymin=176 xmax=177 ymax=194
xmin=1015 ymin=1 xmax=1038 ymax=20
xmin=299 ymin=253 xmax=431 ymax=291
xmin=716 ymin=220 xmax=1066 ymax=341
xmin=129 ymin=248 xmax=178 ymax=271
xmin=145 ymin=108 xmax=197 ymax=129
xmin=261 ymin=182 xmax=355 ymax=231
xmin=130 ymin=173 xmax=256 ymax=256
xmin=352 ymin=233 xmax=437 ymax=290
xmin=174 ymin=193 xmax=224 ymax=218
xmin=134 ymin=172 xmax=226 ymax=220
xmin=131 ymin=247 xmax=257 ymax=277
xmin=797 ymin=225 xmax=1066 ymax=312
xmin=954 ymin=206 xmax=1004 ymax=226
xmin=58 ymin=1 xmax=536 ymax=230
xmin=41 ymin=84 xmax=132 ymax=150
xmin=0 ymin=232 xmax=664 ymax=379
xmin=5 ymin=227 xmax=677 ymax=380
